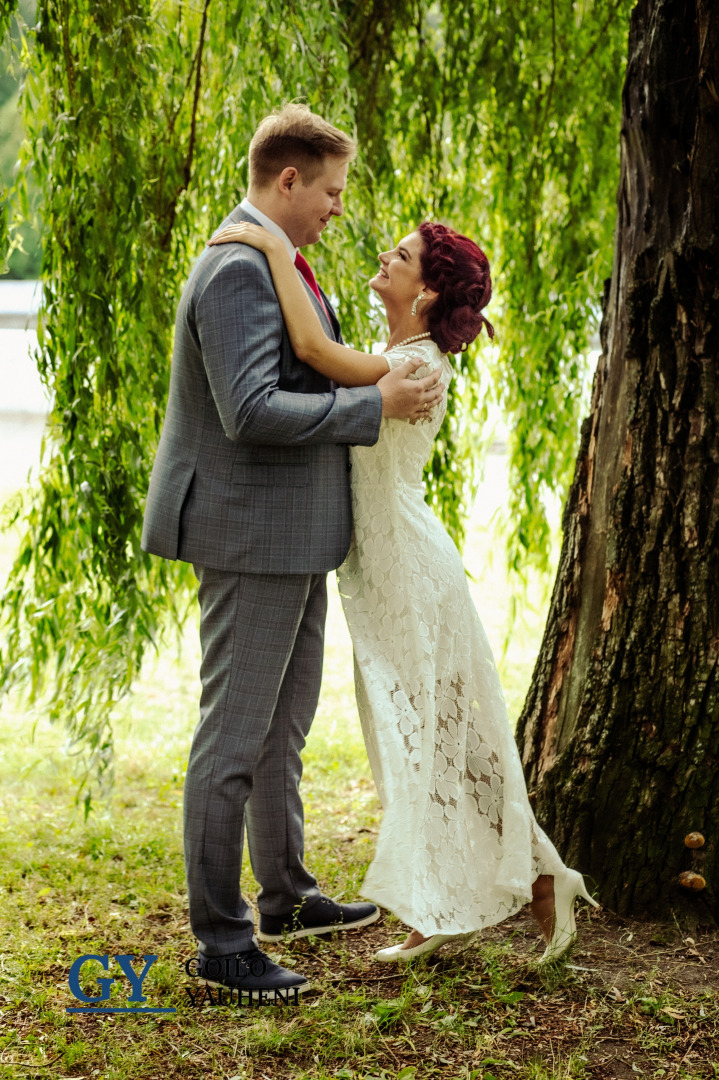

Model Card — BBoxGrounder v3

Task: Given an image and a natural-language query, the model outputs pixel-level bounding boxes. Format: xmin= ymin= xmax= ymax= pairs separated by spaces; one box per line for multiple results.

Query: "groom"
xmin=142 ymin=104 xmax=443 ymax=994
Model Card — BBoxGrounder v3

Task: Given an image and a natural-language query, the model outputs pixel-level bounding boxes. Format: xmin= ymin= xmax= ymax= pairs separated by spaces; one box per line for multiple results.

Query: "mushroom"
xmin=684 ymin=832 xmax=705 ymax=848
xmin=678 ymin=871 xmax=706 ymax=891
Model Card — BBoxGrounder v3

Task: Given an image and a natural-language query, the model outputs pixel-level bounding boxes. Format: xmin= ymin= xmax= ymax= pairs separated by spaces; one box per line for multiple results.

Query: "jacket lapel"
xmin=228 ymin=207 xmax=337 ymax=338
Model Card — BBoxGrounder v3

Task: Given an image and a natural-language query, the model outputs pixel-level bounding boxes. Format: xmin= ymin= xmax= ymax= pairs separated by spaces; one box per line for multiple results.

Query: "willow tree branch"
xmin=183 ymin=0 xmax=210 ymax=191
xmin=574 ymin=0 xmax=627 ymax=75
xmin=158 ymin=0 xmax=210 ymax=251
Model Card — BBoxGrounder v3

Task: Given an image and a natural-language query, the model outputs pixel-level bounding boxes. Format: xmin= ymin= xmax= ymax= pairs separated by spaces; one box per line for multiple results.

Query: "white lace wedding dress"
xmin=337 ymin=339 xmax=565 ymax=937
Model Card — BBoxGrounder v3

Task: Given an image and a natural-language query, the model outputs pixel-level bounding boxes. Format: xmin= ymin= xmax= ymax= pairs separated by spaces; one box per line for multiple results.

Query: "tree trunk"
xmin=516 ymin=0 xmax=719 ymax=924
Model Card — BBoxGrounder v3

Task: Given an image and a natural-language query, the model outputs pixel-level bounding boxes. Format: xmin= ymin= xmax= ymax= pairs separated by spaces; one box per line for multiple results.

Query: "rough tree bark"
xmin=516 ymin=0 xmax=719 ymax=923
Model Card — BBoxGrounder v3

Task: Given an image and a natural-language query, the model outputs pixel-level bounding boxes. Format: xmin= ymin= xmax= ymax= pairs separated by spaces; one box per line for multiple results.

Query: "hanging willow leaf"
xmin=0 ymin=0 xmax=632 ymax=798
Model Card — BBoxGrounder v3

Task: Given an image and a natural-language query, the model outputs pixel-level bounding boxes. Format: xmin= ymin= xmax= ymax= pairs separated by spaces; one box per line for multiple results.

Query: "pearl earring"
xmin=411 ymin=292 xmax=425 ymax=317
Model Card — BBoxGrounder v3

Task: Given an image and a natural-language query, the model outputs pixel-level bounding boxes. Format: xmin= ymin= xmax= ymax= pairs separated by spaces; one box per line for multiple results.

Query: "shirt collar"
xmin=240 ymin=198 xmax=298 ymax=261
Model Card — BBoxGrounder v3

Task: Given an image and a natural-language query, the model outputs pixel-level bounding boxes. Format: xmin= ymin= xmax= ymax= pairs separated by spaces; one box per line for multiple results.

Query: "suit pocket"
xmin=232 ymin=462 xmax=309 ymax=486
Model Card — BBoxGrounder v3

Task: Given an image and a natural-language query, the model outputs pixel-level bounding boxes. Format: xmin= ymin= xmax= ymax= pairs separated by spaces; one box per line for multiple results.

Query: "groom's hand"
xmin=378 ymin=359 xmax=444 ymax=420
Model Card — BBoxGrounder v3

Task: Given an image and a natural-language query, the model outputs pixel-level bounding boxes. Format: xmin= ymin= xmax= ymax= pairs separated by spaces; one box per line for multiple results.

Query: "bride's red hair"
xmin=418 ymin=222 xmax=494 ymax=354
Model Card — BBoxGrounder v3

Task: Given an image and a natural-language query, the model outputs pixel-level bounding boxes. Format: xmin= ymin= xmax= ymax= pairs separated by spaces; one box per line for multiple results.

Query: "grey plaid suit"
xmin=142 ymin=206 xmax=382 ymax=954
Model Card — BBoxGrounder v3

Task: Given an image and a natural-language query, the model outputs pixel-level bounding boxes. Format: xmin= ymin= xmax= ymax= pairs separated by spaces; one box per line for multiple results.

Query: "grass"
xmin=1 ymin=460 xmax=718 ymax=1079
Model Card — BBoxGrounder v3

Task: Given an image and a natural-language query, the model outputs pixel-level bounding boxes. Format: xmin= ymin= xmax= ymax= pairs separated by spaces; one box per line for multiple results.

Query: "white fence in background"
xmin=0 ymin=280 xmax=49 ymax=416
xmin=0 ymin=281 xmax=48 ymax=495
xmin=0 ymin=279 xmax=40 ymax=330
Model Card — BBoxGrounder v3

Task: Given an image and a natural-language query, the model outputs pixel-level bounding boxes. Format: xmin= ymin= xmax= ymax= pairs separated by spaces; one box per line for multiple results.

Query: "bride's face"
xmin=369 ymin=231 xmax=426 ymax=305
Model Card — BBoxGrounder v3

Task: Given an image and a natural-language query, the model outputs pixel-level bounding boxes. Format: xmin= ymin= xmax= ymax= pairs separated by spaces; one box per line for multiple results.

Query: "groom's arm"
xmin=194 ymin=247 xmax=382 ymax=447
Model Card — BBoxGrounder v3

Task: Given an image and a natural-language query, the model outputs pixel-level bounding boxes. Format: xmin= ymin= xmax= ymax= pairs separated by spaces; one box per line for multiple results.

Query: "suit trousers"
xmin=184 ymin=567 xmax=327 ymax=955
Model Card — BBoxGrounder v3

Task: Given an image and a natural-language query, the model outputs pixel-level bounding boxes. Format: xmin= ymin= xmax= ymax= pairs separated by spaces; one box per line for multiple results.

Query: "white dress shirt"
xmin=240 ymin=198 xmax=297 ymax=261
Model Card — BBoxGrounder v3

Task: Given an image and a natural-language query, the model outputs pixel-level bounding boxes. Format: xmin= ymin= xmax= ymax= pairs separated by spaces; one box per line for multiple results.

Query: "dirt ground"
xmin=259 ymin=905 xmax=719 ymax=1078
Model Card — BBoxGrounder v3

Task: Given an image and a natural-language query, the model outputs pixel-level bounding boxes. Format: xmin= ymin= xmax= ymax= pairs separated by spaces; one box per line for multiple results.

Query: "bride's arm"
xmin=208 ymin=224 xmax=389 ymax=387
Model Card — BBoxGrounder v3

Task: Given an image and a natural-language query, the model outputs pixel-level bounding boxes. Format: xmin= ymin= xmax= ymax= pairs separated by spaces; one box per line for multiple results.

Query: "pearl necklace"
xmin=388 ymin=331 xmax=432 ymax=350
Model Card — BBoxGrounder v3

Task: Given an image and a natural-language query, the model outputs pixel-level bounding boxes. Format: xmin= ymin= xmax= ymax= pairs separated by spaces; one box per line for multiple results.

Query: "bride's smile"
xmin=369 ymin=231 xmax=426 ymax=304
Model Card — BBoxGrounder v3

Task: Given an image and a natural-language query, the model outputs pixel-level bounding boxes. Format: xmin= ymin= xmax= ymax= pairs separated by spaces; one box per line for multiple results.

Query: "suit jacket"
xmin=141 ymin=206 xmax=383 ymax=573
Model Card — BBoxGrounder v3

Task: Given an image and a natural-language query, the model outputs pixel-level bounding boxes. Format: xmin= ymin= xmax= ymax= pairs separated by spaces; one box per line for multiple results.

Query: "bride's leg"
xmin=401 ymin=929 xmax=429 ymax=949
xmin=530 ymin=874 xmax=555 ymax=942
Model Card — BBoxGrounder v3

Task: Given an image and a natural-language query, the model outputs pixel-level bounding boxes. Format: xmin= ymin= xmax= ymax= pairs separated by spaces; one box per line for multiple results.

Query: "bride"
xmin=209 ymin=219 xmax=598 ymax=964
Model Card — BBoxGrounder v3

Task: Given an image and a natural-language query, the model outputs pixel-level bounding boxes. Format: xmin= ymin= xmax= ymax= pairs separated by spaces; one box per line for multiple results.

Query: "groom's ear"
xmin=277 ymin=167 xmax=299 ymax=196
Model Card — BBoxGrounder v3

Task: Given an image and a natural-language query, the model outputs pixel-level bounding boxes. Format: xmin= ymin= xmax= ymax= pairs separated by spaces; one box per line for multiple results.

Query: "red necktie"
xmin=295 ymin=252 xmax=330 ymax=320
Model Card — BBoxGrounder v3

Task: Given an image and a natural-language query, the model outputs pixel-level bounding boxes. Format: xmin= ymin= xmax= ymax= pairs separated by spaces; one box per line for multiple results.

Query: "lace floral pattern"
xmin=338 ymin=340 xmax=564 ymax=936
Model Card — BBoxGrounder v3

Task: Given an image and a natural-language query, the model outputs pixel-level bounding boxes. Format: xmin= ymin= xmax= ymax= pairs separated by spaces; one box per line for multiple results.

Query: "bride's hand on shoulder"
xmin=207 ymin=223 xmax=279 ymax=254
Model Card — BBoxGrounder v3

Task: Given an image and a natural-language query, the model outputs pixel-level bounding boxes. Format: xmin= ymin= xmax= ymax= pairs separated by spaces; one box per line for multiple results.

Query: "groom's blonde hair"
xmin=249 ymin=104 xmax=356 ymax=188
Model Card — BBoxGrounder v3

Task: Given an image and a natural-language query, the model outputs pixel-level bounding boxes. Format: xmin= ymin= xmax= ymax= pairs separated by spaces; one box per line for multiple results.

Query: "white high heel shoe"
xmin=539 ymin=867 xmax=600 ymax=964
xmin=374 ymin=931 xmax=476 ymax=963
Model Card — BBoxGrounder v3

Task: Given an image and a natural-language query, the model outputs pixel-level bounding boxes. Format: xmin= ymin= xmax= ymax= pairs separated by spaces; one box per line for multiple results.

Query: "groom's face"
xmin=286 ymin=157 xmax=349 ymax=248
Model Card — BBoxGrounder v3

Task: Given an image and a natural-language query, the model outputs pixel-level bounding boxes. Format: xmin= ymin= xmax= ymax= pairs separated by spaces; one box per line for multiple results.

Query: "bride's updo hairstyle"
xmin=418 ymin=222 xmax=494 ymax=354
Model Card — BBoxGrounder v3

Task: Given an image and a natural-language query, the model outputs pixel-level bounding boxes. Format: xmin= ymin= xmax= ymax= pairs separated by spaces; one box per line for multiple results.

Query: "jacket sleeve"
xmin=194 ymin=248 xmax=383 ymax=447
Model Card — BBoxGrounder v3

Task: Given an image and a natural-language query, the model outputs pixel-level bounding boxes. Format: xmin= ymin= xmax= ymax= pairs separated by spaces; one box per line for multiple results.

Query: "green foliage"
xmin=0 ymin=90 xmax=42 ymax=277
xmin=0 ymin=1 xmax=23 ymax=105
xmin=341 ymin=0 xmax=631 ymax=567
xmin=0 ymin=0 xmax=632 ymax=789
xmin=1 ymin=0 xmax=40 ymax=276
xmin=0 ymin=0 xmax=20 ymax=273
